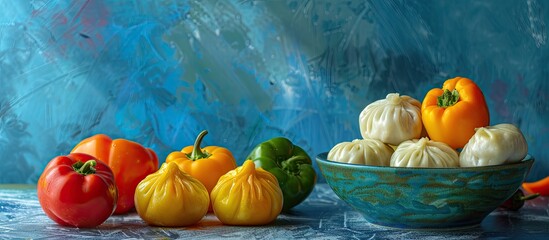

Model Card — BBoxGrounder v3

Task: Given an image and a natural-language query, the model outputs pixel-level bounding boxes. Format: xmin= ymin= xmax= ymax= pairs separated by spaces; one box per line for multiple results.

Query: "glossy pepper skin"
xmin=71 ymin=134 xmax=159 ymax=214
xmin=211 ymin=160 xmax=283 ymax=225
xmin=522 ymin=176 xmax=549 ymax=196
xmin=247 ymin=137 xmax=317 ymax=211
xmin=421 ymin=77 xmax=490 ymax=149
xmin=165 ymin=130 xmax=237 ymax=199
xmin=499 ymin=189 xmax=539 ymax=211
xmin=37 ymin=153 xmax=118 ymax=228
xmin=134 ymin=162 xmax=209 ymax=227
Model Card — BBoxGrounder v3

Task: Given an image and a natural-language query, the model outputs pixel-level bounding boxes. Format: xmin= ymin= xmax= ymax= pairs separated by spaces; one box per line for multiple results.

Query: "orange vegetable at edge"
xmin=165 ymin=130 xmax=237 ymax=211
xmin=421 ymin=77 xmax=490 ymax=149
xmin=71 ymin=134 xmax=159 ymax=214
xmin=522 ymin=176 xmax=549 ymax=196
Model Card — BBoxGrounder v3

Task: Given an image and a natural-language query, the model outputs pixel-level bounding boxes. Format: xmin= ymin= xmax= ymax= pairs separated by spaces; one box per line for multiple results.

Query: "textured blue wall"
xmin=1 ymin=0 xmax=547 ymax=183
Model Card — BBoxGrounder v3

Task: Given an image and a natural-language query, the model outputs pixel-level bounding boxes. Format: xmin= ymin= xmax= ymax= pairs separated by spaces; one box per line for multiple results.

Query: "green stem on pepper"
xmin=437 ymin=89 xmax=460 ymax=108
xmin=500 ymin=189 xmax=540 ymax=211
xmin=281 ymin=155 xmax=308 ymax=175
xmin=520 ymin=192 xmax=541 ymax=201
xmin=188 ymin=130 xmax=212 ymax=160
xmin=73 ymin=160 xmax=97 ymax=175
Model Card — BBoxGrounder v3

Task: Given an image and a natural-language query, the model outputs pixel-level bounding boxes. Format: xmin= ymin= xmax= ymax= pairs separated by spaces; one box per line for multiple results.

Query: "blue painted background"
xmin=1 ymin=0 xmax=547 ymax=184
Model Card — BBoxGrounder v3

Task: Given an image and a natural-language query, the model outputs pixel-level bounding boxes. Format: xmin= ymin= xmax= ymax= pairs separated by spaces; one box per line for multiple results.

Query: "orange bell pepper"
xmin=522 ymin=176 xmax=549 ymax=196
xmin=166 ymin=130 xmax=237 ymax=209
xmin=71 ymin=134 xmax=159 ymax=214
xmin=421 ymin=77 xmax=490 ymax=149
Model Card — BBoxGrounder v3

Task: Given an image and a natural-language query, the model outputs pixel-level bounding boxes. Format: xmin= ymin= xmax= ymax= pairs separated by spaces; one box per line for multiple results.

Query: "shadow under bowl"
xmin=316 ymin=152 xmax=534 ymax=230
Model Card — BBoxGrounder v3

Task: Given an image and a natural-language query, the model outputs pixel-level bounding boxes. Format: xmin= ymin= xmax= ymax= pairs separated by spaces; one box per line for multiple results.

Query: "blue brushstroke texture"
xmin=0 ymin=0 xmax=547 ymax=183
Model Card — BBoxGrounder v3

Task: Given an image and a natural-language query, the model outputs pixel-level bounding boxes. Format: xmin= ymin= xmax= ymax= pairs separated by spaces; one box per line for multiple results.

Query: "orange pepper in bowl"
xmin=421 ymin=77 xmax=490 ymax=149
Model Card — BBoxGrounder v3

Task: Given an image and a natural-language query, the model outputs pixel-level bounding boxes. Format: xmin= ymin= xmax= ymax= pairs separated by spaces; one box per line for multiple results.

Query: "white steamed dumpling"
xmin=390 ymin=138 xmax=459 ymax=168
xmin=359 ymin=93 xmax=422 ymax=146
xmin=328 ymin=138 xmax=394 ymax=166
xmin=460 ymin=123 xmax=528 ymax=167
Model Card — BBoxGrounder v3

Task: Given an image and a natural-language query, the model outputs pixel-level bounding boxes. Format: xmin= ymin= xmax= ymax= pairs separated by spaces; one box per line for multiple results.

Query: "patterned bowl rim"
xmin=316 ymin=152 xmax=534 ymax=173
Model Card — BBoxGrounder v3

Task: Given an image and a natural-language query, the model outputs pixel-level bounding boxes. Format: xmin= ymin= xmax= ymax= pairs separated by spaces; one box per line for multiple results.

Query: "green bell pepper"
xmin=247 ymin=137 xmax=317 ymax=211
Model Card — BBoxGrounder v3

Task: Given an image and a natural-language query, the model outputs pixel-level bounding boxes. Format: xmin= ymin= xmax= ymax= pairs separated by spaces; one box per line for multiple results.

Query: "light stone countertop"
xmin=1 ymin=184 xmax=547 ymax=239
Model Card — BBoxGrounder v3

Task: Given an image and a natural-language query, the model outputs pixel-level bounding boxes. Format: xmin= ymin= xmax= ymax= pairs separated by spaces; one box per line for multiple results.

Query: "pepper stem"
xmin=520 ymin=193 xmax=540 ymax=201
xmin=188 ymin=130 xmax=212 ymax=160
xmin=281 ymin=156 xmax=307 ymax=175
xmin=73 ymin=160 xmax=97 ymax=175
xmin=437 ymin=89 xmax=460 ymax=108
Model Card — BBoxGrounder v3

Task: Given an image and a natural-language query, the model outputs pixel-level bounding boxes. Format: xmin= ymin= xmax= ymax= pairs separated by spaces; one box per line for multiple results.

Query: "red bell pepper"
xmin=71 ymin=134 xmax=159 ymax=214
xmin=37 ymin=153 xmax=118 ymax=228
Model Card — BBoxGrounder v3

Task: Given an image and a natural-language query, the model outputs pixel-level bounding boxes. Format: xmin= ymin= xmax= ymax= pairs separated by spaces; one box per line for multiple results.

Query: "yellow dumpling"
xmin=134 ymin=162 xmax=209 ymax=227
xmin=211 ymin=160 xmax=283 ymax=226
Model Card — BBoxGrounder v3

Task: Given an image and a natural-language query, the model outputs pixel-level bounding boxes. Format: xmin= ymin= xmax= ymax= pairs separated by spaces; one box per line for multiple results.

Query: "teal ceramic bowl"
xmin=316 ymin=152 xmax=534 ymax=230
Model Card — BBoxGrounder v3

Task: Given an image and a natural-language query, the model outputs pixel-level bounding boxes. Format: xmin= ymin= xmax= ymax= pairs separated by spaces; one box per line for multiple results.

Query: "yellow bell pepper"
xmin=211 ymin=160 xmax=283 ymax=226
xmin=134 ymin=162 xmax=209 ymax=227
xmin=166 ymin=130 xmax=237 ymax=196
xmin=421 ymin=77 xmax=490 ymax=149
